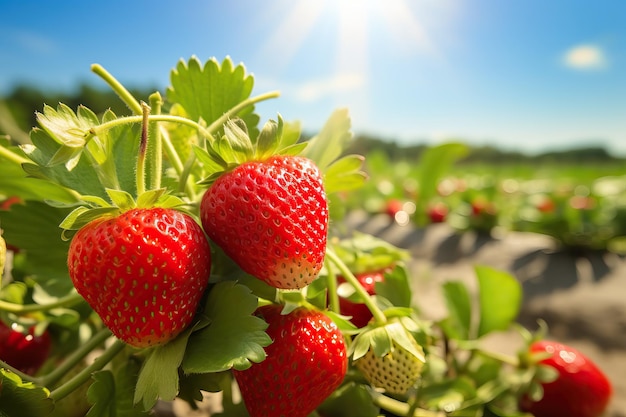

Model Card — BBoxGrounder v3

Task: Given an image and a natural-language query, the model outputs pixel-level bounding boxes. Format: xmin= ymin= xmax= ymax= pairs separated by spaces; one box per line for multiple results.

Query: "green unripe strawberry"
xmin=354 ymin=329 xmax=425 ymax=395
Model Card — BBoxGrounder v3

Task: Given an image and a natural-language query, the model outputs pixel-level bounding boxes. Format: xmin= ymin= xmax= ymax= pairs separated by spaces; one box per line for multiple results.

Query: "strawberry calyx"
xmin=59 ymin=188 xmax=186 ymax=239
xmin=350 ymin=318 xmax=426 ymax=363
xmin=195 ymin=115 xmax=307 ymax=186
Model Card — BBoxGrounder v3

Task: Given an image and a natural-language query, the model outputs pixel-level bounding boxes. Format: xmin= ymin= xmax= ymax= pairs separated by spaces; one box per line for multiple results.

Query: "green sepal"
xmin=59 ymin=206 xmax=120 ymax=234
xmin=350 ymin=319 xmax=425 ymax=363
xmin=105 ymin=189 xmax=136 ymax=210
xmin=36 ymin=103 xmax=96 ymax=148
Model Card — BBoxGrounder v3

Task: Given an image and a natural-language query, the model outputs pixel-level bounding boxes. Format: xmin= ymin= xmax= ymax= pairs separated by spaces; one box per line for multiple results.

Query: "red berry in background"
xmin=0 ymin=320 xmax=52 ymax=375
xmin=536 ymin=196 xmax=555 ymax=213
xmin=384 ymin=199 xmax=403 ymax=219
xmin=520 ymin=340 xmax=612 ymax=417
xmin=67 ymin=207 xmax=212 ymax=348
xmin=338 ymin=269 xmax=387 ymax=328
xmin=233 ymin=305 xmax=348 ymax=417
xmin=427 ymin=202 xmax=448 ymax=223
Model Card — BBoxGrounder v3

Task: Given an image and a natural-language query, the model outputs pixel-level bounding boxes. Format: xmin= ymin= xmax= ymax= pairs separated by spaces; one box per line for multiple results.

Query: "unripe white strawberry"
xmin=355 ymin=337 xmax=425 ymax=395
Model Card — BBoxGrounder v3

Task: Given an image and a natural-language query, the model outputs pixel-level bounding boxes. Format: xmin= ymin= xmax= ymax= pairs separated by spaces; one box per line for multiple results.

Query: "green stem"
xmin=324 ymin=258 xmax=341 ymax=314
xmin=49 ymin=338 xmax=125 ymax=402
xmin=325 ymin=248 xmax=387 ymax=325
xmin=203 ymin=90 xmax=281 ymax=145
xmin=91 ymin=64 xmax=142 ymax=115
xmin=370 ymin=391 xmax=445 ymax=417
xmin=92 ymin=114 xmax=210 ymax=138
xmin=136 ymin=102 xmax=150 ymax=196
xmin=0 ymin=291 xmax=84 ymax=314
xmin=0 ymin=144 xmax=31 ymax=166
xmin=147 ymin=92 xmax=163 ymax=191
xmin=41 ymin=328 xmax=113 ymax=387
xmin=0 ymin=359 xmax=33 ymax=382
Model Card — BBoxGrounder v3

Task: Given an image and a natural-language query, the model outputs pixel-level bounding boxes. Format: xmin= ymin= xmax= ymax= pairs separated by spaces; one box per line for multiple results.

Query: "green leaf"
xmin=177 ymin=371 xmax=231 ymax=407
xmin=86 ymin=371 xmax=117 ymax=417
xmin=317 ymin=382 xmax=380 ymax=417
xmin=182 ymin=281 xmax=271 ymax=373
xmin=25 ymin=129 xmax=108 ymax=199
xmin=134 ymin=328 xmax=193 ymax=410
xmin=375 ymin=265 xmax=412 ymax=308
xmin=0 ymin=369 xmax=54 ymax=417
xmin=0 ymin=201 xmax=72 ymax=288
xmin=324 ymin=154 xmax=367 ymax=195
xmin=476 ymin=265 xmax=522 ymax=337
xmin=0 ymin=151 xmax=77 ymax=204
xmin=303 ymin=108 xmax=352 ymax=172
xmin=439 ymin=281 xmax=472 ymax=340
xmin=419 ymin=376 xmax=476 ymax=412
xmin=167 ymin=56 xmax=259 ymax=140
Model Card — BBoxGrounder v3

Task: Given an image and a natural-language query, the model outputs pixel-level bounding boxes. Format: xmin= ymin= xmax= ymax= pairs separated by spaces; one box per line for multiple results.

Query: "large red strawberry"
xmin=233 ymin=304 xmax=348 ymax=417
xmin=520 ymin=340 xmax=613 ymax=417
xmin=0 ymin=320 xmax=52 ymax=375
xmin=67 ymin=207 xmax=212 ymax=348
xmin=200 ymin=155 xmax=328 ymax=289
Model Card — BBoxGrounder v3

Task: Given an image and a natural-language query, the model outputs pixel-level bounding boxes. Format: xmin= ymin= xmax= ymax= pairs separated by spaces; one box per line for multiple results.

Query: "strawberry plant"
xmin=0 ymin=56 xmax=613 ymax=417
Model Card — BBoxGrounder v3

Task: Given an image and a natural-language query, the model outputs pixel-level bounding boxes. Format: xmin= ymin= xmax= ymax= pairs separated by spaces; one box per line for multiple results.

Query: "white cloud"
xmin=13 ymin=30 xmax=58 ymax=55
xmin=562 ymin=44 xmax=607 ymax=70
xmin=293 ymin=72 xmax=367 ymax=102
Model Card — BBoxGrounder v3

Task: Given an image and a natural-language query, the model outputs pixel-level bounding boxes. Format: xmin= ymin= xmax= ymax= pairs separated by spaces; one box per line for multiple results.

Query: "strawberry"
xmin=200 ymin=155 xmax=328 ymax=289
xmin=354 ymin=335 xmax=425 ymax=395
xmin=67 ymin=207 xmax=212 ymax=348
xmin=338 ymin=269 xmax=387 ymax=328
xmin=0 ymin=320 xmax=52 ymax=375
xmin=351 ymin=320 xmax=425 ymax=396
xmin=427 ymin=202 xmax=448 ymax=223
xmin=233 ymin=304 xmax=348 ymax=417
xmin=520 ymin=340 xmax=612 ymax=417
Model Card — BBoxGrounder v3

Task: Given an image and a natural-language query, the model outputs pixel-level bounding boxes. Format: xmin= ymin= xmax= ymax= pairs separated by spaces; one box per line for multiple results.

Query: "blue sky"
xmin=1 ymin=0 xmax=625 ymax=155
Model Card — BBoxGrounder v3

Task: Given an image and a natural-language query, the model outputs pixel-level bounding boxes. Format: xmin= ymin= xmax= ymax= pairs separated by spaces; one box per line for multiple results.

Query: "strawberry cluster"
xmin=0 ymin=56 xmax=614 ymax=417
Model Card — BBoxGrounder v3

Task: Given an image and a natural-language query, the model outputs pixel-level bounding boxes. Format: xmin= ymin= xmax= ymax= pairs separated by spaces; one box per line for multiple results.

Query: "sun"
xmin=255 ymin=0 xmax=446 ymax=120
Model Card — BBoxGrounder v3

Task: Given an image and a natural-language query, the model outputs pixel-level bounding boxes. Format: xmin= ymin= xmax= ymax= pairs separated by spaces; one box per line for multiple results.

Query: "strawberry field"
xmin=342 ymin=145 xmax=626 ymax=254
xmin=0 ymin=56 xmax=620 ymax=417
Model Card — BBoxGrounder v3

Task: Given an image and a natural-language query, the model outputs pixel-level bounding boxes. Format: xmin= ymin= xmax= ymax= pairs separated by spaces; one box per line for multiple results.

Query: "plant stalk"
xmin=49 ymin=338 xmax=125 ymax=402
xmin=41 ymin=328 xmax=114 ymax=387
xmin=325 ymin=248 xmax=387 ymax=325
xmin=91 ymin=64 xmax=142 ymax=115
xmin=0 ymin=291 xmax=84 ymax=314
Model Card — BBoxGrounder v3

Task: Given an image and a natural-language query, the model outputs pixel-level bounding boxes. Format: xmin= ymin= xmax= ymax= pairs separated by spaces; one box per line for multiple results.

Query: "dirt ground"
xmin=164 ymin=211 xmax=626 ymax=416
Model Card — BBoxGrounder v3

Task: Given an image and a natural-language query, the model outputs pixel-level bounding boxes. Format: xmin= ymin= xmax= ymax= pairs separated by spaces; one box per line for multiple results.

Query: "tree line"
xmin=2 ymin=83 xmax=623 ymax=165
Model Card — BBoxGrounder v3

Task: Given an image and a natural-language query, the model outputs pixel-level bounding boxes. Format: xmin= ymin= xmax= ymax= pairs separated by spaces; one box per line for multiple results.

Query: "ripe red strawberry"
xmin=233 ymin=304 xmax=348 ymax=417
xmin=67 ymin=207 xmax=212 ymax=348
xmin=338 ymin=269 xmax=387 ymax=328
xmin=427 ymin=202 xmax=448 ymax=223
xmin=0 ymin=320 xmax=52 ymax=375
xmin=200 ymin=155 xmax=328 ymax=289
xmin=520 ymin=340 xmax=613 ymax=417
